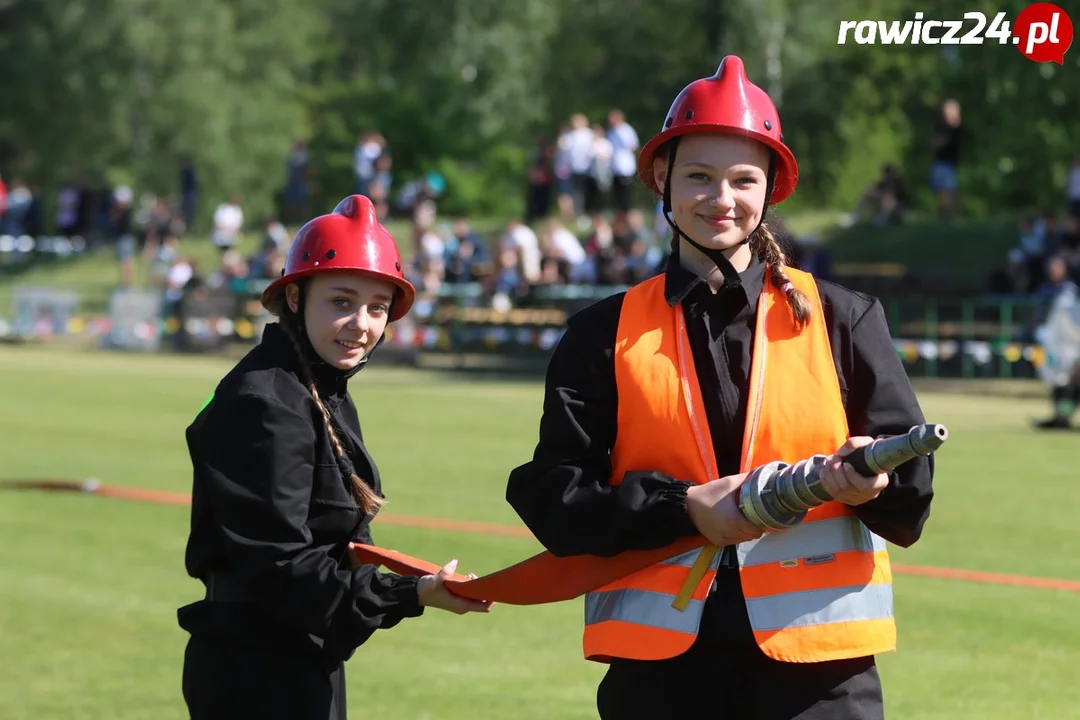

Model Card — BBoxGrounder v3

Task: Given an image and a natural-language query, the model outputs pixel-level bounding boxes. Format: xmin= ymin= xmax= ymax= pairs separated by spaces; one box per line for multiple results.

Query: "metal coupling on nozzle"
xmin=737 ymin=423 xmax=948 ymax=531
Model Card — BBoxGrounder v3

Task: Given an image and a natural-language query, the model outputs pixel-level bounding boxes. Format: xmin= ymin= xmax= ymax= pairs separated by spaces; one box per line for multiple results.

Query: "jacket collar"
xmin=663 ymin=245 xmax=766 ymax=310
xmin=261 ymin=322 xmax=382 ymax=400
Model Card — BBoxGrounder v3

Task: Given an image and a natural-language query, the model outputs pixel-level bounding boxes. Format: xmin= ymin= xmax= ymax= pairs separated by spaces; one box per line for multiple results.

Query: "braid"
xmin=750 ymin=221 xmax=812 ymax=329
xmin=278 ymin=315 xmax=385 ymax=516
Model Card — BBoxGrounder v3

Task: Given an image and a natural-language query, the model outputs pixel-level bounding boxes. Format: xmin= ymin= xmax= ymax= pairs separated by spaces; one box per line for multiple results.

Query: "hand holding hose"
xmin=416 ymin=559 xmax=495 ymax=615
xmin=817 ymin=437 xmax=891 ymax=507
xmin=685 ymin=473 xmax=765 ymax=546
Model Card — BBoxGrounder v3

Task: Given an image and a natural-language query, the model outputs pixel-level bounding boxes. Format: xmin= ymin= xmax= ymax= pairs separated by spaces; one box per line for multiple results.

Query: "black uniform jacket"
xmin=506 ymin=254 xmax=935 ymax=563
xmin=178 ymin=322 xmax=423 ymax=663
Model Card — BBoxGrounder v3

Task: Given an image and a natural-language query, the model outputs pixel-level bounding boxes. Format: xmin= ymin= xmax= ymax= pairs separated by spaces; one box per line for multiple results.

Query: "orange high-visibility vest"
xmin=582 ymin=267 xmax=896 ymax=664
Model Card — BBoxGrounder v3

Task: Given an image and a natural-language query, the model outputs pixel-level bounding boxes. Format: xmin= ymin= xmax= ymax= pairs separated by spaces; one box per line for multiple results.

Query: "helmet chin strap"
xmin=662 ymin=138 xmax=776 ymax=290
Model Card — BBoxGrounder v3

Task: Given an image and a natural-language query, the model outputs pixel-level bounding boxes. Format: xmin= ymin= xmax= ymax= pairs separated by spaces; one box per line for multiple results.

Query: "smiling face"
xmin=653 ymin=133 xmax=771 ymax=252
xmin=285 ymin=273 xmax=394 ymax=370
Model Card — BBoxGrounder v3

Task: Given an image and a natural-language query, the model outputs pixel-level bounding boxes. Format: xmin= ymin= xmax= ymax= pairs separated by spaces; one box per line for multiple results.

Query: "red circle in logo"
xmin=1014 ymin=2 xmax=1074 ymax=64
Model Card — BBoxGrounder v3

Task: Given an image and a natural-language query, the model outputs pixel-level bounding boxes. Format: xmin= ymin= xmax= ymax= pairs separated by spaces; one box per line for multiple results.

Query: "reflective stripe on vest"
xmin=586 ymin=580 xmax=893 ymax=635
xmin=583 ymin=268 xmax=896 ymax=664
xmin=585 ymin=546 xmax=722 ymax=634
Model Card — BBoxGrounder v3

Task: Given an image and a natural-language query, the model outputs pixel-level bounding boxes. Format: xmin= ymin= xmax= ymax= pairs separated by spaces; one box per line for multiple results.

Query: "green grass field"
xmin=1 ymin=346 xmax=1078 ymax=719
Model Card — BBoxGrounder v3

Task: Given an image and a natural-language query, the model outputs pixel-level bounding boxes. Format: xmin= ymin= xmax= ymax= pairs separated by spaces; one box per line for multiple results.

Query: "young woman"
xmin=506 ymin=56 xmax=935 ymax=719
xmin=179 ymin=194 xmax=492 ymax=720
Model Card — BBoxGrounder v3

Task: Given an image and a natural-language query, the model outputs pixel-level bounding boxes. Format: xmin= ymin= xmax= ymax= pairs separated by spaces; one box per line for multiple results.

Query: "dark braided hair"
xmin=748 ymin=222 xmax=812 ymax=329
xmin=278 ymin=294 xmax=384 ymax=516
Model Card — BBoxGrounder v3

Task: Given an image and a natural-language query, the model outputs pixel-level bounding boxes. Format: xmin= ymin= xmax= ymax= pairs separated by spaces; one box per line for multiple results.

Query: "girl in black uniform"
xmin=178 ymin=195 xmax=492 ymax=720
xmin=506 ymin=58 xmax=934 ymax=720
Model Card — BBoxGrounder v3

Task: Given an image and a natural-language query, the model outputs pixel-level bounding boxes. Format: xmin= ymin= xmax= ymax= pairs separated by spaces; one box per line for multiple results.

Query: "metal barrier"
xmin=883 ymin=295 xmax=1045 ymax=379
xmin=1 ymin=272 xmax=1054 ymax=382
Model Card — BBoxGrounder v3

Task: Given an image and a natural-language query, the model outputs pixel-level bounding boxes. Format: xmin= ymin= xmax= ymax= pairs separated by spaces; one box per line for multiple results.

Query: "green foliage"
xmin=434 ymin=144 xmax=531 ymax=219
xmin=0 ymin=0 xmax=322 ymax=226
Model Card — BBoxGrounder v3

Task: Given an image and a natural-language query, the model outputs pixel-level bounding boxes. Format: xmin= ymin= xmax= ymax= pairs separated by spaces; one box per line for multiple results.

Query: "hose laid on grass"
xmin=3 ymin=478 xmax=193 ymax=505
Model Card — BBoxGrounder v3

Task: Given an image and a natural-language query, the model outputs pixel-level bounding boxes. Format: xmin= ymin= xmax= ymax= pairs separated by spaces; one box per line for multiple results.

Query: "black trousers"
xmin=180 ymin=602 xmax=348 ymax=720
xmin=183 ymin=633 xmax=346 ymax=720
xmin=596 ymin=568 xmax=884 ymax=720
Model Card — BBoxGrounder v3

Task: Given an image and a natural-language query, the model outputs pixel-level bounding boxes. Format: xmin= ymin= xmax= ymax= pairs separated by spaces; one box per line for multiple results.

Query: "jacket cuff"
xmin=666 ymin=481 xmax=701 ymax=538
xmin=387 ymin=574 xmax=426 ymax=619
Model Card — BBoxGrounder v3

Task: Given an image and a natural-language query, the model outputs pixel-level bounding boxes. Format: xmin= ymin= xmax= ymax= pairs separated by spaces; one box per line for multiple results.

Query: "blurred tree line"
xmin=0 ymin=0 xmax=1076 ymax=226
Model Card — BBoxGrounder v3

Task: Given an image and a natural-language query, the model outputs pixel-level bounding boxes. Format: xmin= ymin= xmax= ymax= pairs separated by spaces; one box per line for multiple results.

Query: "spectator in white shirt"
xmin=554 ymin=124 xmax=576 ymax=221
xmin=566 ymin=113 xmax=595 ymax=218
xmin=587 ymin=124 xmax=614 ymax=214
xmin=540 ymin=218 xmax=591 ymax=284
xmin=165 ymin=257 xmax=195 ymax=304
xmin=355 ymin=132 xmax=385 ymax=197
xmin=212 ymin=195 xmax=244 ymax=252
xmin=607 ymin=109 xmax=640 ymax=214
xmin=502 ymin=219 xmax=542 ymax=283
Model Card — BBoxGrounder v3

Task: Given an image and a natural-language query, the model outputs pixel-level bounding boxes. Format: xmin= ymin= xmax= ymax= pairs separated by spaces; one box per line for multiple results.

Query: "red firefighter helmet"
xmin=637 ymin=55 xmax=798 ymax=204
xmin=261 ymin=195 xmax=416 ymax=322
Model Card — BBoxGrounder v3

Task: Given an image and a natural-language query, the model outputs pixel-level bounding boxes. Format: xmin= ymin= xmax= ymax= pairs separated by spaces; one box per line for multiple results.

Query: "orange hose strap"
xmin=351 ymin=537 xmax=709 ymax=605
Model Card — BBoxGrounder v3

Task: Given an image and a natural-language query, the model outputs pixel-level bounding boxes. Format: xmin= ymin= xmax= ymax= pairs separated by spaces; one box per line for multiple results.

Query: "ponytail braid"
xmin=279 ymin=315 xmax=385 ymax=516
xmin=750 ymin=221 xmax=813 ymax=329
